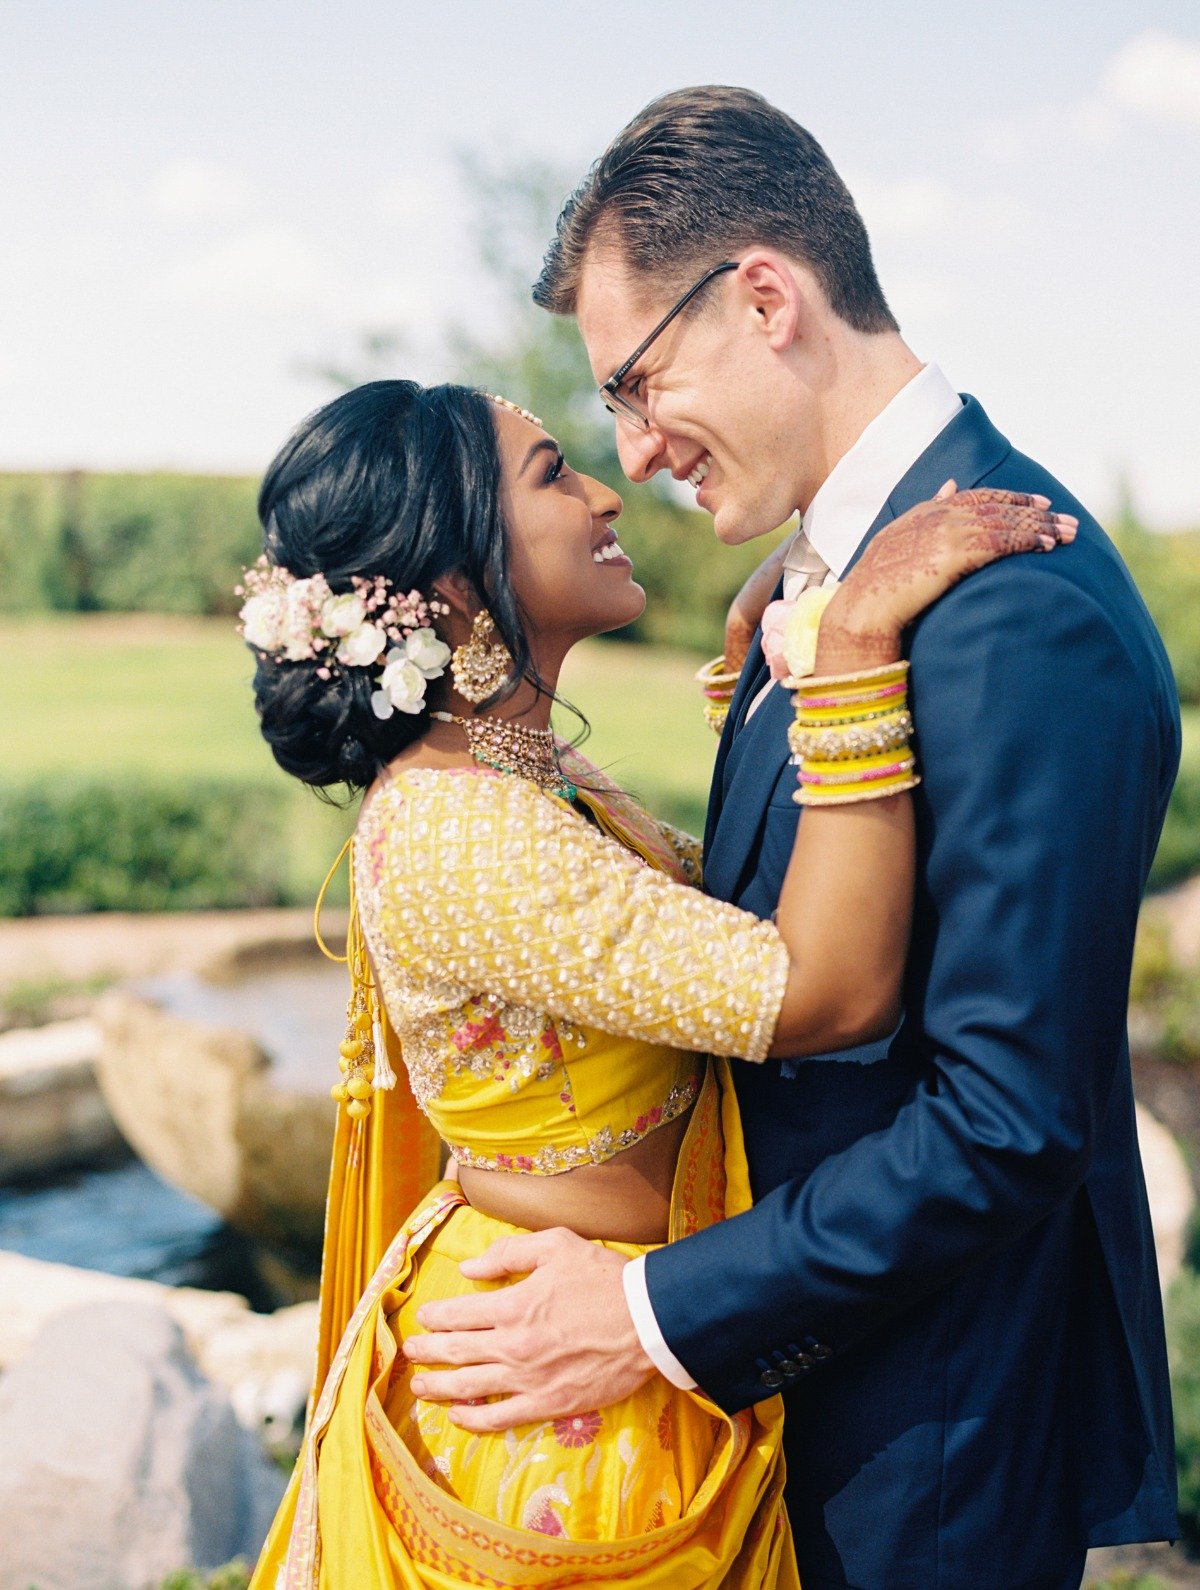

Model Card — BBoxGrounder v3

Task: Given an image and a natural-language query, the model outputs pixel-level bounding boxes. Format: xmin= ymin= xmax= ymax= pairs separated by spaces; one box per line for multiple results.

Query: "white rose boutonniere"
xmin=761 ymin=584 xmax=840 ymax=683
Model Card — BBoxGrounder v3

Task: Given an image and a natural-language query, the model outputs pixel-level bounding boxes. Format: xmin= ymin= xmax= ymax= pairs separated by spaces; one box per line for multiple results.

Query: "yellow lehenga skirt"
xmin=252 ymin=1062 xmax=797 ymax=1588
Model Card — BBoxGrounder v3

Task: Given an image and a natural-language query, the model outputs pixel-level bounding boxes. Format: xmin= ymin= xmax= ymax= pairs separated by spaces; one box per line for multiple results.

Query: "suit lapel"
xmin=702 ymin=396 xmax=1010 ymax=904
xmin=702 ymin=577 xmax=782 ymax=856
xmin=842 ymin=394 xmax=1010 ymax=574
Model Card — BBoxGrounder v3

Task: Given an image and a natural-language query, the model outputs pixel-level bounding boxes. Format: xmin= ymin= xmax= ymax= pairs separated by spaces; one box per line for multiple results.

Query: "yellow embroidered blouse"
xmin=353 ymin=765 xmax=789 ymax=1176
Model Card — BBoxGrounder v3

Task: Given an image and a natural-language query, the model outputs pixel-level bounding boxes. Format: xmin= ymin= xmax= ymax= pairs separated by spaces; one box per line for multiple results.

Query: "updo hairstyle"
xmin=251 ymin=380 xmax=536 ymax=796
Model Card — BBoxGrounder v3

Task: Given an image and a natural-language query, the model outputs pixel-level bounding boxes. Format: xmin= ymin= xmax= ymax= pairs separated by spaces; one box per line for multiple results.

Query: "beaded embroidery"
xmin=353 ymin=766 xmax=789 ymax=1175
xmin=446 ymin=1075 xmax=701 ymax=1175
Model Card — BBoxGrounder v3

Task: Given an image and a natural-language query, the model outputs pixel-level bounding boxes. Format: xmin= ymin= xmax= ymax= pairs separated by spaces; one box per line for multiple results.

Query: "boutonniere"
xmin=760 ymin=583 xmax=840 ymax=684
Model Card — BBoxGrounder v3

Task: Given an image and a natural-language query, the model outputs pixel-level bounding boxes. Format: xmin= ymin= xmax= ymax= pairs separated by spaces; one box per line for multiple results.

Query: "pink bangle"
xmin=799 ymin=680 xmax=908 ymax=711
xmin=797 ymin=756 xmax=916 ymax=787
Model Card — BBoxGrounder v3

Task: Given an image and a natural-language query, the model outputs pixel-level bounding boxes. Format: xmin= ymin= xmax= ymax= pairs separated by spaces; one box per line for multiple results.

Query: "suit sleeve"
xmin=643 ymin=559 xmax=1176 ymax=1411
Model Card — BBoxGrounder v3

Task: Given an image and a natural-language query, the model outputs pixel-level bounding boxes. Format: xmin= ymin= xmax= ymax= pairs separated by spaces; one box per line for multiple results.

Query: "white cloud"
xmin=1103 ymin=29 xmax=1200 ymax=130
xmin=982 ymin=29 xmax=1200 ymax=162
xmin=160 ymin=224 xmax=339 ymax=314
xmin=152 ymin=160 xmax=255 ymax=224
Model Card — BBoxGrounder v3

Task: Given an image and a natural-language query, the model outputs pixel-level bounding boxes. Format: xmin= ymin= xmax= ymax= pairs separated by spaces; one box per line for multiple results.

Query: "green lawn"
xmin=1183 ymin=708 xmax=1200 ymax=773
xmin=5 ymin=613 xmax=1196 ymax=903
xmin=1 ymin=615 xmax=719 ymax=900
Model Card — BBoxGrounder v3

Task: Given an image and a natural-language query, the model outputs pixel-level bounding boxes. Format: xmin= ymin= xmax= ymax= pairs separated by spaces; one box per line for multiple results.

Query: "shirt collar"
xmin=802 ymin=363 xmax=963 ymax=578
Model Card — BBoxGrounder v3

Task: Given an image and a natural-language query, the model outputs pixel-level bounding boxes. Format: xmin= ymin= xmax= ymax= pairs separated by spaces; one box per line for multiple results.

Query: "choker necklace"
xmin=431 ymin=712 xmax=577 ymax=803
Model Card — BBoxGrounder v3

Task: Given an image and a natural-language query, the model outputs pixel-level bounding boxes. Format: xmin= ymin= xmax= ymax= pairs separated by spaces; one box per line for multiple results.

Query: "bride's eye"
xmin=544 ymin=450 xmax=567 ymax=484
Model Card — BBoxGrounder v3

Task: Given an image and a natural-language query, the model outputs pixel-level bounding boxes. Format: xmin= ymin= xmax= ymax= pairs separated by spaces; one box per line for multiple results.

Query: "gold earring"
xmin=451 ymin=610 xmax=512 ymax=703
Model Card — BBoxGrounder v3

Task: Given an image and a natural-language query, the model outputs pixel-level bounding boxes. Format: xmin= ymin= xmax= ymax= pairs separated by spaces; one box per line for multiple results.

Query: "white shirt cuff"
xmin=621 ymin=1253 xmax=698 ymax=1391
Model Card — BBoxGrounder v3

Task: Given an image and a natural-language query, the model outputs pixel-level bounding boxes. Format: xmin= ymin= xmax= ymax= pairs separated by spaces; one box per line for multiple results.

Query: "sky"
xmin=1 ymin=1 xmax=1198 ymax=527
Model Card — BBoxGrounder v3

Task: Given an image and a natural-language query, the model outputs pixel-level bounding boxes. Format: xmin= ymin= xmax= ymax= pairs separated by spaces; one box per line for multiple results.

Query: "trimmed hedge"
xmin=0 ymin=468 xmax=776 ymax=654
xmin=0 ymin=471 xmax=259 ymax=618
xmin=0 ymin=779 xmax=291 ymax=915
xmin=3 ymin=469 xmax=1200 ymax=686
xmin=1152 ymin=758 xmax=1200 ymax=890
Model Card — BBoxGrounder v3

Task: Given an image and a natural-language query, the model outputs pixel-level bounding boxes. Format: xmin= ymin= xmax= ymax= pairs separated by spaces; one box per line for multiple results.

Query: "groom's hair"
xmin=534 ymin=85 xmax=897 ymax=335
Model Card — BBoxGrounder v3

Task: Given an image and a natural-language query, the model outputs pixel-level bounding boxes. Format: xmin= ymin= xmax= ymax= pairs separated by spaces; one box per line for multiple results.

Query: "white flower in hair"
xmin=240 ymin=589 xmax=288 ymax=652
xmin=281 ymin=577 xmax=327 ymax=660
xmin=404 ymin=627 xmax=451 ymax=679
xmin=320 ymin=592 xmax=368 ymax=637
xmin=336 ymin=623 xmax=388 ymax=667
xmin=372 ymin=655 xmax=428 ymax=718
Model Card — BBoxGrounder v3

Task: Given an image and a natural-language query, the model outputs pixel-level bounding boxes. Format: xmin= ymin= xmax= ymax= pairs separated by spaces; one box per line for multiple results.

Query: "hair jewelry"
xmin=235 ymin=557 xmax=451 ymax=719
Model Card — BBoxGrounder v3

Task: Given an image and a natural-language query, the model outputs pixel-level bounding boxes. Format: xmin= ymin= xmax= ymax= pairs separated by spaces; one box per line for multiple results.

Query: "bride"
xmin=243 ymin=378 xmax=1073 ymax=1588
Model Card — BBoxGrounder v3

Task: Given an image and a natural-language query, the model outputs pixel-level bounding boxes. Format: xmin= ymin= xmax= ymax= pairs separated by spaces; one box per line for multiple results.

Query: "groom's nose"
xmin=615 ymin=421 xmax=667 ymax=485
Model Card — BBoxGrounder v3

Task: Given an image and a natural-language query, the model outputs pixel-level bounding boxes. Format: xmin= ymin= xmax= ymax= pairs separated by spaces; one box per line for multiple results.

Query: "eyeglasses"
xmin=598 ymin=261 xmax=738 ymax=432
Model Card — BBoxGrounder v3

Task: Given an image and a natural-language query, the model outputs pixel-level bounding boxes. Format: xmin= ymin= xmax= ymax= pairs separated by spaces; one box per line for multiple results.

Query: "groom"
xmin=406 ymin=88 xmax=1181 ymax=1587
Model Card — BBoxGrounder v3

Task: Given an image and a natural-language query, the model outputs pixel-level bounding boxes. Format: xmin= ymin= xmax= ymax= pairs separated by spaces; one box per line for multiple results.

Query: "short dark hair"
xmin=251 ymin=380 xmax=544 ymax=796
xmin=534 ymin=85 xmax=897 ymax=335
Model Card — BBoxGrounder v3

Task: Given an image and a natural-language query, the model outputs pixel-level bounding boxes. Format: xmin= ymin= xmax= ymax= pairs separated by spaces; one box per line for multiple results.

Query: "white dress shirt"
xmin=621 ymin=362 xmax=963 ymax=1392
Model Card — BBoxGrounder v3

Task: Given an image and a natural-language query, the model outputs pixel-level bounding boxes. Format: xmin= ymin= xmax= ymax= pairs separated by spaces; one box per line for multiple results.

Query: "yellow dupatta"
xmin=306 ymin=748 xmax=689 ymax=1407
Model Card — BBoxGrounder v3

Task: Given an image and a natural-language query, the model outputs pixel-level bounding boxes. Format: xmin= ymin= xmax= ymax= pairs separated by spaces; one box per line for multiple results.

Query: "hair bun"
xmin=248 ymin=379 xmax=531 ymax=796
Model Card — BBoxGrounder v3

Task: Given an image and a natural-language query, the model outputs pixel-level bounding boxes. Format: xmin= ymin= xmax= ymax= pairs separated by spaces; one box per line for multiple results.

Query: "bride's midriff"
xmin=456 ymin=1103 xmax=694 ymax=1245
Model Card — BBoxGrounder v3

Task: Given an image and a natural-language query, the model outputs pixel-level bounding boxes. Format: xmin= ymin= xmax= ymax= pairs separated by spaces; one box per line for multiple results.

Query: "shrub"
xmin=1168 ymin=1267 xmax=1200 ymax=1549
xmin=0 ymin=471 xmax=260 ymax=618
xmin=159 ymin=1563 xmax=250 ymax=1590
xmin=1114 ymin=515 xmax=1200 ymax=709
xmin=0 ymin=778 xmax=290 ymax=915
xmin=0 ymin=467 xmax=778 ymax=653
xmin=1153 ymin=757 xmax=1200 ymax=890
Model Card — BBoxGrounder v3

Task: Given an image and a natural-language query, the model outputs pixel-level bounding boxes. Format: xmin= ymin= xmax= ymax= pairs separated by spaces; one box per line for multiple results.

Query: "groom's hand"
xmin=401 ymin=1227 xmax=656 ymax=1432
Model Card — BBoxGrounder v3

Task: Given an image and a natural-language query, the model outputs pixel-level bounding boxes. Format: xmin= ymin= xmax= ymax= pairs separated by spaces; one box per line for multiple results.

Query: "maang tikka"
xmin=450 ymin=610 xmax=513 ymax=704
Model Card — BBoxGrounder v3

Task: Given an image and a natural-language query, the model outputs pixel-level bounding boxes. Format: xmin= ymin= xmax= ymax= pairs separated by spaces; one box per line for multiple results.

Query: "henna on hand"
xmin=828 ymin=485 xmax=1078 ymax=647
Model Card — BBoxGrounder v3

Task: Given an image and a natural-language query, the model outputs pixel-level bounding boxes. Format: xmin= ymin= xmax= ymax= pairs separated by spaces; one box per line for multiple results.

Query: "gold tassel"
xmin=308 ymin=834 xmax=444 ymax=1407
xmin=314 ymin=835 xmax=388 ymax=1116
xmin=371 ymin=1005 xmax=397 ymax=1091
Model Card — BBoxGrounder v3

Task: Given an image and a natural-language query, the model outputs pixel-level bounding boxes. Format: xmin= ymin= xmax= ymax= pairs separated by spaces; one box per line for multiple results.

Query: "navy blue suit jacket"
xmin=644 ymin=398 xmax=1181 ymax=1588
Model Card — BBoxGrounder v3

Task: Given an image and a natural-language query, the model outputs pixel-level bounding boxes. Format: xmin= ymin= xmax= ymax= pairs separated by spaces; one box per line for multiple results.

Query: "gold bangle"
xmin=697 ymin=655 xmax=741 ymax=736
xmin=793 ymin=659 xmax=909 ymax=693
xmin=696 ymin=655 xmax=741 ymax=695
xmin=794 ymin=773 xmax=921 ymax=807
xmin=703 ymin=699 xmax=732 ymax=734
xmin=789 ymin=711 xmax=913 ymax=761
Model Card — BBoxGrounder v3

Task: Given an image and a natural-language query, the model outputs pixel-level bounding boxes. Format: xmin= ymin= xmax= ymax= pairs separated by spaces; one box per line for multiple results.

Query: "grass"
xmin=1183 ymin=708 xmax=1200 ymax=774
xmin=5 ymin=613 xmax=1195 ymax=906
xmin=557 ymin=640 xmax=717 ymax=834
xmin=0 ymin=616 xmax=719 ymax=902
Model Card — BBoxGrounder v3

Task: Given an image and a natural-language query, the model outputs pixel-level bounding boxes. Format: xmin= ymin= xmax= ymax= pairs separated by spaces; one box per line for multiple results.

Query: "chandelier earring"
xmin=450 ymin=610 xmax=513 ymax=704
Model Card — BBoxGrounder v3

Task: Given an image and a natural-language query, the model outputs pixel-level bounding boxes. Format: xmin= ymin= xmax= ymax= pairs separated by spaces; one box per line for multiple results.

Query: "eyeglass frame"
xmin=598 ymin=260 xmax=738 ymax=432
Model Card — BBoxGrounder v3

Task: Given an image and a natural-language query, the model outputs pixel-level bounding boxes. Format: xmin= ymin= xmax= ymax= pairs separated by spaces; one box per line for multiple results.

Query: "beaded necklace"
xmin=430 ymin=712 xmax=578 ymax=803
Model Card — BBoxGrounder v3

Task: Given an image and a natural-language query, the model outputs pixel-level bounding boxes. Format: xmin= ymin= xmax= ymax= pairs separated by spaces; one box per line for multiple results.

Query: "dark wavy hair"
xmin=250 ymin=380 xmax=550 ymax=797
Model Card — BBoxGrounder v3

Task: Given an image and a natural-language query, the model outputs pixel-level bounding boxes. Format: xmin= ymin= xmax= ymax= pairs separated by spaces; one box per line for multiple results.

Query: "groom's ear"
xmin=734 ymin=250 xmax=806 ymax=353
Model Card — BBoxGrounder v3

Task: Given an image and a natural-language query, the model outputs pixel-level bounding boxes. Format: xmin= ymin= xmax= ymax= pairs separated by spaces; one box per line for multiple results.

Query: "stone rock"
xmin=0 ymin=1250 xmax=318 ymax=1447
xmin=0 ymin=1300 xmax=286 ymax=1590
xmin=95 ymin=978 xmax=337 ymax=1255
xmin=0 ymin=1016 xmax=124 ymax=1179
xmin=1155 ymin=872 xmax=1200 ymax=970
xmin=1136 ymin=1100 xmax=1195 ymax=1290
